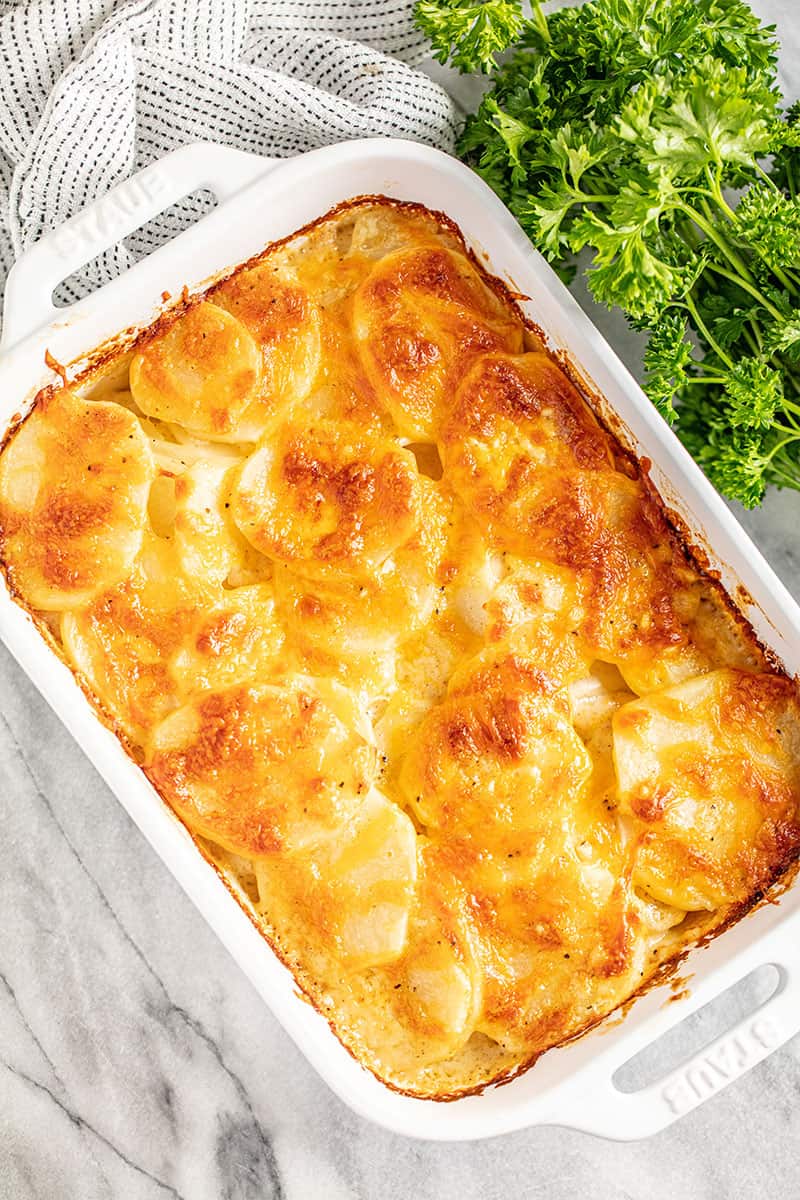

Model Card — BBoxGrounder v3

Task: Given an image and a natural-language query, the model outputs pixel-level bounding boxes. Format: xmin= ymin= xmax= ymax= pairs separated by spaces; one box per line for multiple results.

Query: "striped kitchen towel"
xmin=0 ymin=0 xmax=457 ymax=306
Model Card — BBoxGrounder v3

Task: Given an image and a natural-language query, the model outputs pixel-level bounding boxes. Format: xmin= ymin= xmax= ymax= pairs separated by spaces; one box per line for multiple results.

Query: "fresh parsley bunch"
xmin=414 ymin=0 xmax=800 ymax=507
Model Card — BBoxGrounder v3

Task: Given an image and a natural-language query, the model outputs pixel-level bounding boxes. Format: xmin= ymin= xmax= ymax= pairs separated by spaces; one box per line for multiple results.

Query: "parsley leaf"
xmin=643 ymin=313 xmax=694 ymax=422
xmin=573 ymin=216 xmax=685 ymax=320
xmin=735 ymin=184 xmax=800 ymax=270
xmin=519 ymin=182 xmax=576 ymax=259
xmin=482 ymin=97 xmax=534 ymax=182
xmin=721 ymin=358 xmax=782 ymax=430
xmin=413 ymin=0 xmax=524 ymax=74
xmin=704 ymin=432 xmax=771 ymax=509
xmin=765 ymin=315 xmax=800 ymax=361
xmin=415 ymin=0 xmax=800 ymax=507
xmin=642 ymin=60 xmax=776 ymax=179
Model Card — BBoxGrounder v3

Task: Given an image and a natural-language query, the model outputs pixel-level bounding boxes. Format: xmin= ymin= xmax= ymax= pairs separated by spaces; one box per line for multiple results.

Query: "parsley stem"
xmin=764 ymin=432 xmax=800 ymax=462
xmin=530 ymin=0 xmax=550 ymax=43
xmin=773 ymin=265 xmax=798 ymax=298
xmin=754 ymin=161 xmax=781 ymax=193
xmin=677 ymin=218 xmax=702 ymax=252
xmin=685 ymin=293 xmax=734 ymax=370
xmin=776 ymin=266 xmax=800 ymax=299
xmin=705 ymin=166 xmax=800 ymax=298
xmin=681 ymin=203 xmax=756 ymax=288
xmin=776 ymin=408 xmax=800 ymax=436
xmin=705 ymin=168 xmax=743 ymax=225
xmin=705 ymin=168 xmax=738 ymax=223
xmin=777 ymin=395 xmax=800 ymax=422
xmin=744 ymin=322 xmax=762 ymax=356
xmin=768 ymin=457 xmax=800 ymax=489
xmin=774 ymin=361 xmax=800 ymax=403
xmin=703 ymin=262 xmax=786 ymax=322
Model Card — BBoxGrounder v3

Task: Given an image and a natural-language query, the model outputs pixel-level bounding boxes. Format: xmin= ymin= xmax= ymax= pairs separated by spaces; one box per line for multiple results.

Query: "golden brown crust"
xmin=60 ymin=537 xmax=283 ymax=741
xmin=613 ymin=668 xmax=800 ymax=910
xmin=353 ymin=247 xmax=524 ymax=439
xmin=400 ymin=653 xmax=590 ymax=837
xmin=130 ymin=301 xmax=262 ymax=437
xmin=147 ymin=677 xmax=376 ymax=858
xmin=0 ymin=390 xmax=153 ymax=610
xmin=232 ymin=420 xmax=421 ymax=577
xmin=212 ymin=266 xmax=322 ymax=438
xmin=1 ymin=197 xmax=799 ymax=1100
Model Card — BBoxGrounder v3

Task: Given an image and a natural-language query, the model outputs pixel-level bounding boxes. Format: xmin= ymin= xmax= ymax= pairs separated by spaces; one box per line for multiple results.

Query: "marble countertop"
xmin=2 ymin=3 xmax=800 ymax=1196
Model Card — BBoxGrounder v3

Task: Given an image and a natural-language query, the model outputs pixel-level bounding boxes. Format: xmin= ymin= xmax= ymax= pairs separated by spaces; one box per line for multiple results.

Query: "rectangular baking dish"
xmin=2 ymin=139 xmax=800 ymax=1142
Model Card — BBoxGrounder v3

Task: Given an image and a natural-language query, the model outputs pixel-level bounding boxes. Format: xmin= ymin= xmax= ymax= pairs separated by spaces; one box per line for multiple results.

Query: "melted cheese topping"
xmin=613 ymin=669 xmax=800 ymax=909
xmin=400 ymin=655 xmax=591 ymax=837
xmin=352 ymin=246 xmax=524 ymax=438
xmin=130 ymin=302 xmax=262 ymax=439
xmin=0 ymin=390 xmax=153 ymax=609
xmin=232 ymin=420 xmax=422 ymax=577
xmin=254 ymin=788 xmax=417 ymax=971
xmin=148 ymin=676 xmax=375 ymax=856
xmin=2 ymin=199 xmax=797 ymax=1099
xmin=212 ymin=267 xmax=322 ymax=440
xmin=60 ymin=536 xmax=283 ymax=741
xmin=170 ymin=458 xmax=253 ymax=586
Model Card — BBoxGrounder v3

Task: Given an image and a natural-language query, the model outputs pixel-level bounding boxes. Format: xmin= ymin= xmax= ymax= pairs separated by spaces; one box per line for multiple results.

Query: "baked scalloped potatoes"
xmin=2 ymin=198 xmax=799 ymax=1098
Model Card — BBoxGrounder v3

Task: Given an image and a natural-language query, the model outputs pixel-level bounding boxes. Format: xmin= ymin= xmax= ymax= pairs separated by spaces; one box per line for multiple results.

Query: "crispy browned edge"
xmin=2 ymin=194 xmax=799 ymax=1103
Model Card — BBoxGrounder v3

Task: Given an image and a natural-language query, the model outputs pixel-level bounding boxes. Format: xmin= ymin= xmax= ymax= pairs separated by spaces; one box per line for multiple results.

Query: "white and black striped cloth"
xmin=0 ymin=0 xmax=458 ymax=308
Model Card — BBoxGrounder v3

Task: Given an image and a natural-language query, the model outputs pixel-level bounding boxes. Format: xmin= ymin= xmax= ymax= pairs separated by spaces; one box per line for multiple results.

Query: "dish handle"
xmin=1 ymin=141 xmax=279 ymax=351
xmin=547 ymin=948 xmax=800 ymax=1140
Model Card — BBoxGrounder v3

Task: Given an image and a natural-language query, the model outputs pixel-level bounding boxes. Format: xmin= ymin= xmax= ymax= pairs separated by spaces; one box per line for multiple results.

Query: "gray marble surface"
xmin=2 ymin=3 xmax=800 ymax=1197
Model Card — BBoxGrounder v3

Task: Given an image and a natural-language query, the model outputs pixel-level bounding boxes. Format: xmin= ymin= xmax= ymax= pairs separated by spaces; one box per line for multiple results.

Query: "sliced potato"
xmin=213 ymin=268 xmax=322 ymax=439
xmin=614 ymin=578 xmax=765 ymax=695
xmin=613 ymin=642 xmax=708 ymax=696
xmin=567 ymin=662 xmax=634 ymax=741
xmin=353 ymin=246 xmax=523 ymax=439
xmin=613 ymin=669 xmax=800 ymax=909
xmin=169 ymin=584 xmax=283 ymax=695
xmin=383 ymin=841 xmax=483 ymax=1064
xmin=60 ymin=536 xmax=203 ymax=738
xmin=130 ymin=302 xmax=261 ymax=438
xmin=441 ymin=352 xmax=613 ymax=537
xmin=147 ymin=676 xmax=376 ymax=857
xmin=429 ymin=836 xmax=650 ymax=1055
xmin=0 ymin=390 xmax=153 ymax=610
xmin=273 ymin=563 xmax=400 ymax=696
xmin=484 ymin=558 xmax=585 ymax=645
xmin=472 ymin=557 xmax=593 ymax=688
xmin=231 ymin=420 xmax=421 ymax=578
xmin=171 ymin=459 xmax=255 ymax=586
xmin=348 ymin=207 xmax=428 ymax=260
xmin=255 ymin=789 xmax=417 ymax=971
xmin=400 ymin=653 xmax=591 ymax=837
xmin=62 ymin=537 xmax=281 ymax=742
xmin=443 ymin=377 xmax=701 ymax=682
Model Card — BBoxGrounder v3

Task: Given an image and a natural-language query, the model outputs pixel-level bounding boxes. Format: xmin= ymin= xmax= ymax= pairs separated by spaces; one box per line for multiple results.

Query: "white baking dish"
xmin=2 ymin=139 xmax=800 ymax=1142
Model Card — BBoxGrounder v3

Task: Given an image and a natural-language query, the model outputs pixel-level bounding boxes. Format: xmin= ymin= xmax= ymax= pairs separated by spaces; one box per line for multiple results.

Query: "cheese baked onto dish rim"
xmin=2 ymin=196 xmax=800 ymax=1098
